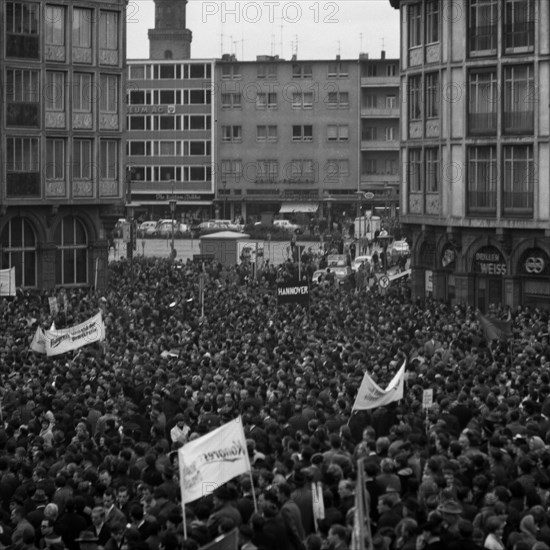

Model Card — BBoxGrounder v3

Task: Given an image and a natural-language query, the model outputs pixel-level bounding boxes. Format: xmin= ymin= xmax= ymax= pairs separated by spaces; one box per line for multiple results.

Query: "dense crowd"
xmin=0 ymin=256 xmax=549 ymax=550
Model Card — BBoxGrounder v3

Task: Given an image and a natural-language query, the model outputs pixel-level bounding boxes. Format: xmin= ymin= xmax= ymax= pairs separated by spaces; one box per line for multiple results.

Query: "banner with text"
xmin=0 ymin=267 xmax=16 ymax=297
xmin=44 ymin=312 xmax=105 ymax=357
xmin=277 ymin=282 xmax=310 ymax=306
xmin=178 ymin=417 xmax=250 ymax=505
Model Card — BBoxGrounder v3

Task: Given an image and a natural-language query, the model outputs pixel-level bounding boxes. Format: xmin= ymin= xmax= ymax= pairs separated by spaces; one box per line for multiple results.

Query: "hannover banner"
xmin=277 ymin=282 xmax=310 ymax=306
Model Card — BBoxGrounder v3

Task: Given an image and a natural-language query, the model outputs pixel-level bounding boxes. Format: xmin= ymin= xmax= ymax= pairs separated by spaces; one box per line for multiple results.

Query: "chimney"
xmin=381 ymin=50 xmax=386 ymax=60
xmin=336 ymin=54 xmax=341 ymax=61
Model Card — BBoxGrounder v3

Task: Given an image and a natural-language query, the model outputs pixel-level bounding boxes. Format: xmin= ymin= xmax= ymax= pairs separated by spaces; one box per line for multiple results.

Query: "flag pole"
xmin=249 ymin=469 xmax=258 ymax=513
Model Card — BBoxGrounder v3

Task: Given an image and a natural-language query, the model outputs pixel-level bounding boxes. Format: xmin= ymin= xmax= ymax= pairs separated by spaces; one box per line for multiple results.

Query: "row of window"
xmin=128 ymin=64 xmax=212 ymax=81
xmin=219 ymin=159 xmax=350 ymax=182
xmin=221 ymin=124 xmax=350 ymax=143
xmin=127 ymin=89 xmax=211 ymax=106
xmin=127 ymin=140 xmax=211 ymax=157
xmin=220 ymin=61 xmax=350 ymax=80
xmin=363 ymin=159 xmax=399 ymax=176
xmin=408 ymin=144 xmax=534 ymax=214
xmin=361 ymin=64 xmax=398 ymax=78
xmin=406 ymin=65 xmax=535 ymax=136
xmin=6 ymin=136 xmax=119 ymax=186
xmin=363 ymin=94 xmax=398 ymax=110
xmin=408 ymin=0 xmax=535 ymax=55
xmin=127 ymin=115 xmax=211 ymax=131
xmin=129 ymin=165 xmax=211 ymax=183
xmin=6 ymin=2 xmax=120 ymax=62
xmin=221 ymin=91 xmax=350 ymax=109
xmin=6 ymin=69 xmax=119 ymax=128
xmin=362 ymin=127 xmax=397 ymax=141
xmin=1 ymin=217 xmax=89 ymax=287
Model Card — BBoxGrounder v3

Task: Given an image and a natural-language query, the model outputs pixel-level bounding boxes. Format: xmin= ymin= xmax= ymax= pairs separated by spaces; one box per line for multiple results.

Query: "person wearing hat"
xmin=27 ymin=489 xmax=49 ymax=534
xmin=437 ymin=500 xmax=463 ymax=542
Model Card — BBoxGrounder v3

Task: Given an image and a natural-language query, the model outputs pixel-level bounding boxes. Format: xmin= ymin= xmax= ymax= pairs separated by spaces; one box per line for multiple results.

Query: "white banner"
xmin=44 ymin=312 xmax=105 ymax=357
xmin=0 ymin=267 xmax=16 ymax=296
xmin=352 ymin=361 xmax=406 ymax=411
xmin=178 ymin=417 xmax=250 ymax=505
xmin=30 ymin=327 xmax=47 ymax=354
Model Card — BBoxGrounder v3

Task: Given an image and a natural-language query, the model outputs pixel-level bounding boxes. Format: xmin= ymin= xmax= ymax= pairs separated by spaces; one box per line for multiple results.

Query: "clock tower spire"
xmin=148 ymin=0 xmax=192 ymax=59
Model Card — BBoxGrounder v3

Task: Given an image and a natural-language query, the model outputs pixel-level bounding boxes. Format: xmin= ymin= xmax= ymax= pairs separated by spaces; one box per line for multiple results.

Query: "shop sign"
xmin=425 ymin=270 xmax=433 ymax=293
xmin=473 ymin=246 xmax=506 ymax=276
xmin=128 ymin=106 xmax=168 ymax=114
xmin=519 ymin=248 xmax=550 ymax=276
xmin=441 ymin=243 xmax=457 ymax=269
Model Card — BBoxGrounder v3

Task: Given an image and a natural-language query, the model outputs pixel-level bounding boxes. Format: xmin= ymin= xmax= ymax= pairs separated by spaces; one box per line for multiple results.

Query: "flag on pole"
xmin=352 ymin=360 xmax=406 ymax=411
xmin=178 ymin=417 xmax=250 ymax=505
xmin=350 ymin=462 xmax=371 ymax=550
xmin=478 ymin=311 xmax=512 ymax=342
xmin=30 ymin=327 xmax=47 ymax=354
xmin=312 ymin=482 xmax=325 ymax=533
xmin=0 ymin=267 xmax=16 ymax=296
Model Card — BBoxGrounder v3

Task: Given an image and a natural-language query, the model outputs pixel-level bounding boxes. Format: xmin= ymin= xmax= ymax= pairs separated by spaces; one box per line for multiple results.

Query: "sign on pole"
xmin=422 ymin=389 xmax=433 ymax=410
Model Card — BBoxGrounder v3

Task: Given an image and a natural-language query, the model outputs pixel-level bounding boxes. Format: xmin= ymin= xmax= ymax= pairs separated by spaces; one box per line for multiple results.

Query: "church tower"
xmin=148 ymin=0 xmax=192 ymax=59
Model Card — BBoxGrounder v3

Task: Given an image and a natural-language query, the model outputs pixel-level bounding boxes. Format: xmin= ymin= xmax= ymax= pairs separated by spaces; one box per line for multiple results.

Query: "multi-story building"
xmin=215 ymin=55 xmax=360 ymax=224
xmin=0 ymin=0 xmax=127 ymax=290
xmin=391 ymin=0 xmax=550 ymax=309
xmin=126 ymin=0 xmax=214 ymax=221
xmin=359 ymin=52 xmax=400 ymax=218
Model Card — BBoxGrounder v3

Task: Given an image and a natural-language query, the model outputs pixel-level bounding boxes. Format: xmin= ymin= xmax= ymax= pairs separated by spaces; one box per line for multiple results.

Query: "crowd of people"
xmin=0 ymin=255 xmax=549 ymax=550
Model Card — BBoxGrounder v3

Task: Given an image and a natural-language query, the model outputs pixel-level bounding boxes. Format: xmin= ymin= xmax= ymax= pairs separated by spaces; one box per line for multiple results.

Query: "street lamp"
xmin=222 ymin=179 xmax=227 ymax=220
xmin=169 ymin=180 xmax=177 ymax=259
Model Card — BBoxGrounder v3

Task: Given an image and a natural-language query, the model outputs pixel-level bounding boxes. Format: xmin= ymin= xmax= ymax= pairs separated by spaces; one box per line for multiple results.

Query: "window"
xmin=467 ymin=146 xmax=497 ymax=212
xmin=505 ymin=0 xmax=535 ymax=50
xmin=129 ymin=141 xmax=149 ymax=156
xmin=365 ymin=159 xmax=377 ymax=174
xmin=366 ymin=64 xmax=377 ymax=77
xmin=425 ymin=148 xmax=439 ymax=193
xmin=425 ymin=73 xmax=439 ymax=118
xmin=288 ymin=160 xmax=316 ymax=182
xmin=503 ymin=65 xmax=534 ymax=134
xmin=0 ymin=218 xmax=36 ymax=287
xmin=256 ymin=92 xmax=277 ymax=109
xmin=256 ymin=125 xmax=277 ymax=142
xmin=328 ymin=63 xmax=348 ymax=78
xmin=327 ymin=92 xmax=349 ymax=108
xmin=99 ymin=11 xmax=118 ymax=50
xmin=157 ymin=116 xmax=181 ymax=130
xmin=386 ymin=95 xmax=397 ymax=109
xmin=190 ymin=64 xmax=206 ymax=78
xmin=362 ymin=127 xmax=377 ymax=141
xmin=222 ymin=126 xmax=242 ymax=143
xmin=45 ymin=5 xmax=65 ymax=46
xmin=426 ymin=0 xmax=440 ymax=43
xmin=408 ymin=75 xmax=422 ymax=121
xmin=257 ymin=160 xmax=279 ymax=182
xmin=100 ymin=140 xmax=118 ymax=180
xmin=45 ymin=72 xmax=65 ymax=111
xmin=129 ymin=65 xmax=146 ymax=80
xmin=221 ymin=93 xmax=241 ymax=109
xmin=73 ymin=73 xmax=93 ymax=112
xmin=387 ymin=65 xmax=397 ymax=77
xmin=73 ymin=139 xmax=93 ymax=180
xmin=187 ymin=115 xmax=210 ymax=130
xmin=221 ymin=159 xmax=242 ymax=179
xmin=73 ymin=7 xmax=92 ymax=48
xmin=408 ymin=149 xmax=422 ymax=192
xmin=54 ymin=217 xmax=88 ymax=285
xmin=469 ymin=0 xmax=497 ymax=54
xmin=292 ymin=92 xmax=313 ymax=109
xmin=292 ymin=125 xmax=313 ymax=142
xmin=46 ymin=139 xmax=65 ymax=180
xmin=503 ymin=145 xmax=533 ymax=213
xmin=128 ymin=90 xmax=151 ymax=105
xmin=257 ymin=64 xmax=277 ymax=79
xmin=468 ymin=69 xmax=497 ymax=135
xmin=221 ymin=64 xmax=241 ymax=79
xmin=325 ymin=159 xmax=349 ymax=180
xmin=6 ymin=137 xmax=40 ymax=196
xmin=408 ymin=3 xmax=422 ymax=48
xmin=328 ymin=125 xmax=349 ymax=142
xmin=128 ymin=116 xmax=150 ymax=130
xmin=385 ymin=127 xmax=396 ymax=141
xmin=100 ymin=75 xmax=118 ymax=114
xmin=292 ymin=63 xmax=313 ymax=79
xmin=190 ymin=89 xmax=210 ymax=105
xmin=189 ymin=141 xmax=208 ymax=156
xmin=6 ymin=69 xmax=40 ymax=127
xmin=6 ymin=1 xmax=39 ymax=58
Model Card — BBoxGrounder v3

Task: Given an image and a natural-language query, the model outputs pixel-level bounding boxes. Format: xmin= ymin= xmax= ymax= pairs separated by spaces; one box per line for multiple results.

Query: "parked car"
xmin=193 ymin=220 xmax=244 ymax=237
xmin=312 ymin=266 xmax=352 ymax=285
xmin=156 ymin=221 xmax=189 ymax=238
xmin=273 ymin=219 xmax=302 ymax=234
xmin=137 ymin=221 xmax=158 ymax=238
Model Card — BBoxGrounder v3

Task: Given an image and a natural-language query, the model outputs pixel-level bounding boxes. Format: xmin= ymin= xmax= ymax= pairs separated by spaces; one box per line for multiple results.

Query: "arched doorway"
xmin=54 ymin=216 xmax=88 ymax=285
xmin=0 ymin=217 xmax=37 ymax=287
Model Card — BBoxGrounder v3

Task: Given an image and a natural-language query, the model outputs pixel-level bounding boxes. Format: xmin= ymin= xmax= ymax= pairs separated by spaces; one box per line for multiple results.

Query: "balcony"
xmin=361 ymin=139 xmax=399 ymax=151
xmin=360 ymin=76 xmax=399 ymax=87
xmin=361 ymin=107 xmax=400 ymax=118
xmin=360 ymin=174 xmax=400 ymax=185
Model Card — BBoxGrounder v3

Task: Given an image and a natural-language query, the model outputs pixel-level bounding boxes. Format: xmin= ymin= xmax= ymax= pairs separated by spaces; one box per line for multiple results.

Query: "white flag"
xmin=30 ymin=327 xmax=47 ymax=355
xmin=178 ymin=417 xmax=250 ymax=505
xmin=352 ymin=360 xmax=406 ymax=411
xmin=45 ymin=312 xmax=105 ymax=357
xmin=0 ymin=267 xmax=16 ymax=296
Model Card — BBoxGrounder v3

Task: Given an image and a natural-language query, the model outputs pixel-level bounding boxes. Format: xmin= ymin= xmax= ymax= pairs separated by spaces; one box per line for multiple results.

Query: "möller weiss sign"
xmin=473 ymin=246 xmax=507 ymax=276
xmin=277 ymin=282 xmax=310 ymax=306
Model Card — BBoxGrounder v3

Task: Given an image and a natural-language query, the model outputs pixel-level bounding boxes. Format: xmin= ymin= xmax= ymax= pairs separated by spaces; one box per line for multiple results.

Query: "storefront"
xmin=517 ymin=247 xmax=550 ymax=309
xmin=472 ymin=245 xmax=507 ymax=311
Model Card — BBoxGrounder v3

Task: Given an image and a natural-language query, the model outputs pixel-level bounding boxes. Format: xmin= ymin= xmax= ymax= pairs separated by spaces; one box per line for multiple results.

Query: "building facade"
xmin=215 ymin=56 xmax=361 ymax=224
xmin=359 ymin=53 xmax=400 ymax=218
xmin=126 ymin=58 xmax=215 ymax=221
xmin=391 ymin=0 xmax=550 ymax=309
xmin=0 ymin=0 xmax=127 ymax=290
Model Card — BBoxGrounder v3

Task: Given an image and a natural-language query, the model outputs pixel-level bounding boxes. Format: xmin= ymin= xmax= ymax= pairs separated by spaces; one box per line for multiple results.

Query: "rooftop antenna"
xmin=360 ymin=32 xmax=363 ymax=53
xmin=229 ymin=35 xmax=233 ymax=56
xmin=220 ymin=33 xmax=224 ymax=57
xmin=337 ymin=40 xmax=341 ymax=57
xmin=294 ymin=34 xmax=299 ymax=58
xmin=381 ymin=37 xmax=385 ymax=50
xmin=279 ymin=17 xmax=284 ymax=58
xmin=271 ymin=34 xmax=276 ymax=56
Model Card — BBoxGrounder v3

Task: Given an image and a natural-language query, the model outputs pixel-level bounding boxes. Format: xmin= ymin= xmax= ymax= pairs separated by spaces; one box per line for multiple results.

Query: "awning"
xmin=279 ymin=202 xmax=319 ymax=214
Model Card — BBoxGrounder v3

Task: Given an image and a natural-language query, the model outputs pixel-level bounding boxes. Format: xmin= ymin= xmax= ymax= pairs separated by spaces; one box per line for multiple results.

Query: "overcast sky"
xmin=126 ymin=0 xmax=400 ymax=61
